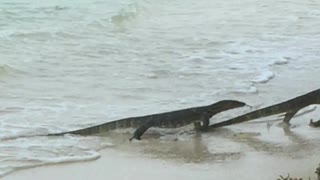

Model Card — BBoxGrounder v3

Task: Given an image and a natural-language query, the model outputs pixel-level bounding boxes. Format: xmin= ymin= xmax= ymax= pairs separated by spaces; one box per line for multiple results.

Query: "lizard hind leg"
xmin=193 ymin=113 xmax=210 ymax=132
xmin=129 ymin=120 xmax=153 ymax=141
xmin=282 ymin=109 xmax=299 ymax=124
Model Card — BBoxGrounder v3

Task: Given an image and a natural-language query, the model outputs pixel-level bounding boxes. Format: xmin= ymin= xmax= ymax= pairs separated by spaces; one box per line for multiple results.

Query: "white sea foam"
xmin=0 ymin=65 xmax=18 ymax=77
xmin=271 ymin=58 xmax=289 ymax=65
xmin=231 ymin=84 xmax=258 ymax=94
xmin=0 ymin=136 xmax=111 ymax=177
xmin=0 ymin=150 xmax=100 ymax=178
xmin=252 ymin=70 xmax=275 ymax=84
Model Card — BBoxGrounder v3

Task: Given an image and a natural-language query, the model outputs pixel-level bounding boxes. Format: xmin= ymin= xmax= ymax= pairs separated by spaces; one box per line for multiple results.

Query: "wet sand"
xmin=3 ymin=148 xmax=320 ymax=180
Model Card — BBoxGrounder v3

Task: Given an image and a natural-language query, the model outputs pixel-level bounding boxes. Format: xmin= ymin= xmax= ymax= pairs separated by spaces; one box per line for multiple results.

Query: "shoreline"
xmin=3 ymin=52 xmax=320 ymax=180
xmin=3 ymin=147 xmax=320 ymax=180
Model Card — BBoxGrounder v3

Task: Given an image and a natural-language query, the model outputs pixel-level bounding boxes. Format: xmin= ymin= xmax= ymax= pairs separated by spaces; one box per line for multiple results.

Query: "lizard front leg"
xmin=193 ymin=112 xmax=210 ymax=131
xmin=129 ymin=120 xmax=153 ymax=141
xmin=282 ymin=109 xmax=299 ymax=124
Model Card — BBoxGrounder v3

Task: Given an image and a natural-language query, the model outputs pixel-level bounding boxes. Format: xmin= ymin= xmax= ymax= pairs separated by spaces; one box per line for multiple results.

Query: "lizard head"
xmin=208 ymin=100 xmax=247 ymax=112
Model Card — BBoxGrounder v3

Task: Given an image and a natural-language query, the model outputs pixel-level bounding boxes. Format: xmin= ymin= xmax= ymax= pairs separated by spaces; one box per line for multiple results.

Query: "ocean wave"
xmin=0 ymin=64 xmax=20 ymax=77
xmin=230 ymin=84 xmax=258 ymax=94
xmin=0 ymin=136 xmax=111 ymax=178
xmin=8 ymin=31 xmax=54 ymax=41
xmin=0 ymin=148 xmax=100 ymax=178
xmin=251 ymin=70 xmax=275 ymax=84
xmin=270 ymin=57 xmax=291 ymax=66
xmin=111 ymin=3 xmax=144 ymax=26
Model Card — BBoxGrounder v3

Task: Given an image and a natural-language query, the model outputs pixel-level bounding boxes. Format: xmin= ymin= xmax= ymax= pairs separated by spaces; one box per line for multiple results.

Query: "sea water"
xmin=0 ymin=0 xmax=320 ymax=177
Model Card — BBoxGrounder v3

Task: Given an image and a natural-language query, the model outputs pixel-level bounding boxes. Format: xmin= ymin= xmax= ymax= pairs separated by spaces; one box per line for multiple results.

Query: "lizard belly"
xmin=156 ymin=117 xmax=200 ymax=128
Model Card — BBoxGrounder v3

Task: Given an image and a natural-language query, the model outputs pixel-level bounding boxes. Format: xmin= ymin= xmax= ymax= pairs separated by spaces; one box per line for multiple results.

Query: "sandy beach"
xmin=3 ymin=149 xmax=320 ymax=180
xmin=3 ymin=60 xmax=320 ymax=180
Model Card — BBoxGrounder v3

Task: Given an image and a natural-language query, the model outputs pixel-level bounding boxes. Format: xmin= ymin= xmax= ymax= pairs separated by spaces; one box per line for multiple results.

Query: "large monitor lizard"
xmin=49 ymin=100 xmax=247 ymax=140
xmin=209 ymin=88 xmax=320 ymax=129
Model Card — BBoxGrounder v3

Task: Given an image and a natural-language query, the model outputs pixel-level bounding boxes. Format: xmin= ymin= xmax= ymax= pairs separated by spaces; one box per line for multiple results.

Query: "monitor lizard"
xmin=209 ymin=89 xmax=320 ymax=129
xmin=48 ymin=100 xmax=247 ymax=140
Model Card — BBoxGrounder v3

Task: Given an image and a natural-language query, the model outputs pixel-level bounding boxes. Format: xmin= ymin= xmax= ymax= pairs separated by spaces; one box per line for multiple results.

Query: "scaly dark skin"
xmin=209 ymin=89 xmax=320 ymax=129
xmin=49 ymin=100 xmax=247 ymax=140
xmin=129 ymin=100 xmax=247 ymax=141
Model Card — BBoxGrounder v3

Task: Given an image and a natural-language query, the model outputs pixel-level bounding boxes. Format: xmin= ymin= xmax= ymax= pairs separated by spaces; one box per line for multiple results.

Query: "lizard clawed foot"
xmin=277 ymin=173 xmax=290 ymax=180
xmin=129 ymin=135 xmax=141 ymax=141
xmin=309 ymin=119 xmax=315 ymax=127
xmin=315 ymin=164 xmax=320 ymax=180
xmin=309 ymin=119 xmax=320 ymax=127
xmin=277 ymin=121 xmax=294 ymax=128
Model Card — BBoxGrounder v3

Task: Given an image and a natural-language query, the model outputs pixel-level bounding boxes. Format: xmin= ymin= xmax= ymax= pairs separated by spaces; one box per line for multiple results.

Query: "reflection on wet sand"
xmin=206 ymin=127 xmax=287 ymax=154
xmin=104 ymin=130 xmax=242 ymax=163
xmin=281 ymin=126 xmax=319 ymax=157
xmin=209 ymin=126 xmax=320 ymax=157
xmin=104 ymin=124 xmax=320 ymax=164
xmin=139 ymin=134 xmax=242 ymax=163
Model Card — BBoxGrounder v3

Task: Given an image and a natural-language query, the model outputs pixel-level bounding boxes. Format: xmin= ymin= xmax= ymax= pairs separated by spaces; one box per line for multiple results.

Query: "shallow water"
xmin=0 ymin=0 xmax=320 ymax=177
